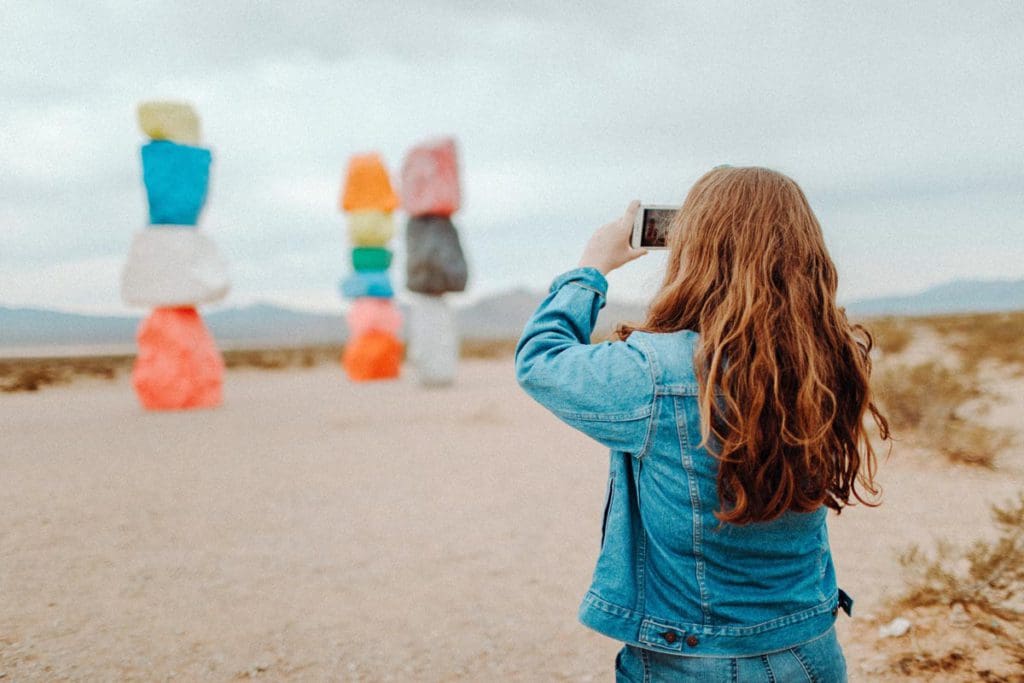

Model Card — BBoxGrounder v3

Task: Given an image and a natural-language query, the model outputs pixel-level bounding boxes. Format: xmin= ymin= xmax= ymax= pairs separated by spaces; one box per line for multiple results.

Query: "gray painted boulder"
xmin=405 ymin=216 xmax=468 ymax=295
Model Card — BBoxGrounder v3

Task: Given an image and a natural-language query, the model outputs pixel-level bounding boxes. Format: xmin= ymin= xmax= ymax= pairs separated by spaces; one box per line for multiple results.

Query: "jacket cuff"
xmin=549 ymin=267 xmax=609 ymax=298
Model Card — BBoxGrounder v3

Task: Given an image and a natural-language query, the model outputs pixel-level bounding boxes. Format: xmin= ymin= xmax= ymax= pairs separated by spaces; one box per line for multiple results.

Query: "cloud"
xmin=1 ymin=1 xmax=1022 ymax=313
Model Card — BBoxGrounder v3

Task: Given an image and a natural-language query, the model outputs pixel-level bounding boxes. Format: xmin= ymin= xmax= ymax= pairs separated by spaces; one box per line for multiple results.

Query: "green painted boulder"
xmin=352 ymin=247 xmax=392 ymax=272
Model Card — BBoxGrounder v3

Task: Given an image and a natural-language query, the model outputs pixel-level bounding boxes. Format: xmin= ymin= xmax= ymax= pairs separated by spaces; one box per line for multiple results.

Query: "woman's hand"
xmin=578 ymin=201 xmax=648 ymax=275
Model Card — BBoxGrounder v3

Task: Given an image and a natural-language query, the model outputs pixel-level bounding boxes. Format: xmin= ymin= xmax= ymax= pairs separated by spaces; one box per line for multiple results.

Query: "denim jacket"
xmin=515 ymin=267 xmax=852 ymax=658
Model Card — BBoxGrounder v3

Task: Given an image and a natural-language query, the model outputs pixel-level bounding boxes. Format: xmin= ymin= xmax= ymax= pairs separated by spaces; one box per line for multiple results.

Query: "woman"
xmin=515 ymin=167 xmax=889 ymax=682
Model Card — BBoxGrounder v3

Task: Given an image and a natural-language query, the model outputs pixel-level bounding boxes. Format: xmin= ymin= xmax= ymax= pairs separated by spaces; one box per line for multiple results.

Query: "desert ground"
xmin=1 ymin=321 xmax=1022 ymax=681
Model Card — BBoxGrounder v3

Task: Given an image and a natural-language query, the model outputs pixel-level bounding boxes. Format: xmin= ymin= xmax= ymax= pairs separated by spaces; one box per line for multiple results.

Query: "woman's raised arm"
xmin=515 ymin=264 xmax=655 ymax=454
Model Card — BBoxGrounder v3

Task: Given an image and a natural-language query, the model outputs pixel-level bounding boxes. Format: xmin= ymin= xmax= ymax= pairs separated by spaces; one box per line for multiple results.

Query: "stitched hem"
xmin=579 ymin=591 xmax=841 ymax=658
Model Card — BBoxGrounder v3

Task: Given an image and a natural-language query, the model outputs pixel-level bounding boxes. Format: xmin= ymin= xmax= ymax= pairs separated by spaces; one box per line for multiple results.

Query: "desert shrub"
xmin=222 ymin=346 xmax=343 ymax=370
xmin=896 ymin=491 xmax=1024 ymax=664
xmin=919 ymin=310 xmax=1024 ymax=373
xmin=938 ymin=419 xmax=1014 ymax=468
xmin=873 ymin=361 xmax=1011 ymax=467
xmin=874 ymin=361 xmax=975 ymax=428
xmin=0 ymin=356 xmax=133 ymax=392
xmin=869 ymin=317 xmax=915 ymax=355
xmin=223 ymin=349 xmax=287 ymax=370
xmin=460 ymin=339 xmax=518 ymax=359
xmin=1 ymin=366 xmax=68 ymax=392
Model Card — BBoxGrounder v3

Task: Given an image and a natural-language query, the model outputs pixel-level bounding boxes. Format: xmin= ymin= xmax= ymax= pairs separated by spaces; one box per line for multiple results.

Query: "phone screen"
xmin=640 ymin=208 xmax=676 ymax=248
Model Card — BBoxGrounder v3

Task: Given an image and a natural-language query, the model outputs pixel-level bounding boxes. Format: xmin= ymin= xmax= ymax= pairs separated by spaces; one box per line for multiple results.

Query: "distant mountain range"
xmin=843 ymin=278 xmax=1024 ymax=316
xmin=2 ymin=278 xmax=1021 ymax=353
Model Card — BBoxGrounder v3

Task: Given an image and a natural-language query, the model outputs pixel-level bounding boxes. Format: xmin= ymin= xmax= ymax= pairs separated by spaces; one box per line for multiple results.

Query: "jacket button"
xmin=686 ymin=635 xmax=699 ymax=647
xmin=662 ymin=631 xmax=677 ymax=644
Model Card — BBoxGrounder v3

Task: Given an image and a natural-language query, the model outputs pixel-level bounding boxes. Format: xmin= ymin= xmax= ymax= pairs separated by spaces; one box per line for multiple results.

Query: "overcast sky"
xmin=2 ymin=1 xmax=1022 ymax=313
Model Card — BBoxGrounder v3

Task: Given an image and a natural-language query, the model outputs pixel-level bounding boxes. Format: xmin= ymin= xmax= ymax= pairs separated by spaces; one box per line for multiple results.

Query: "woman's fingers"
xmin=625 ymin=246 xmax=648 ymax=263
xmin=578 ymin=199 xmax=648 ymax=274
xmin=621 ymin=200 xmax=641 ymax=234
xmin=621 ymin=201 xmax=645 ymax=262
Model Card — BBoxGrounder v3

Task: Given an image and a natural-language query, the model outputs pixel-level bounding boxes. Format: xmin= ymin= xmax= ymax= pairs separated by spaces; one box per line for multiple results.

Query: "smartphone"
xmin=630 ymin=204 xmax=679 ymax=250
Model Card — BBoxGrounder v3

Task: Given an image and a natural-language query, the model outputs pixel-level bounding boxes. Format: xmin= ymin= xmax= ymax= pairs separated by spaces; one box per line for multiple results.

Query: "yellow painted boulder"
xmin=137 ymin=101 xmax=201 ymax=145
xmin=347 ymin=211 xmax=395 ymax=247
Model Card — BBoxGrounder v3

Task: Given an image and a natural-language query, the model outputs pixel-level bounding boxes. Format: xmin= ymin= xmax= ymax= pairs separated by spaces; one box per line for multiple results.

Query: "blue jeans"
xmin=615 ymin=627 xmax=847 ymax=682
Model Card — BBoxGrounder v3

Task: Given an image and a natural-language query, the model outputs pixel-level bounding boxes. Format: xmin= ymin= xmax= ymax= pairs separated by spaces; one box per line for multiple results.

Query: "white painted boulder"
xmin=121 ymin=227 xmax=230 ymax=307
xmin=407 ymin=293 xmax=458 ymax=387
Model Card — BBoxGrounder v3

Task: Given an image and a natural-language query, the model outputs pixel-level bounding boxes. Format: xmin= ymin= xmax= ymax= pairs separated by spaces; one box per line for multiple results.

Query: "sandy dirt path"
xmin=1 ymin=360 xmax=1020 ymax=681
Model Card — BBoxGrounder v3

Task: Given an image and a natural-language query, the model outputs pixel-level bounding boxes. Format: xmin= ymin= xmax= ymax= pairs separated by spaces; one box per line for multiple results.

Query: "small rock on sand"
xmin=878 ymin=617 xmax=912 ymax=638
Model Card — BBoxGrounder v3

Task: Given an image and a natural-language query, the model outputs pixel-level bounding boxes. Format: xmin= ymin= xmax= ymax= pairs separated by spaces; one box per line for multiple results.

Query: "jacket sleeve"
xmin=514 ymin=267 xmax=656 ymax=454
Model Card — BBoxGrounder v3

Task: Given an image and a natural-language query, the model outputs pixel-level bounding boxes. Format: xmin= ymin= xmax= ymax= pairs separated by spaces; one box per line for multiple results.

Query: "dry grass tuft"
xmin=0 ymin=356 xmax=130 ymax=392
xmin=887 ymin=492 xmax=1024 ymax=675
xmin=868 ymin=317 xmax=915 ymax=355
xmin=0 ymin=341 xmax=525 ymax=393
xmin=874 ymin=361 xmax=977 ymax=427
xmin=460 ymin=339 xmax=519 ymax=359
xmin=872 ymin=361 xmax=1012 ymax=467
xmin=916 ymin=310 xmax=1024 ymax=374
xmin=222 ymin=346 xmax=341 ymax=370
xmin=0 ymin=347 xmax=345 ymax=393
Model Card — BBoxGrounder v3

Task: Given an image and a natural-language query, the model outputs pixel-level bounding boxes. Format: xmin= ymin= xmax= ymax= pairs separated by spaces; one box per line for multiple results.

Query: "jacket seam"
xmin=563 ymin=281 xmax=606 ymax=298
xmin=817 ymin=527 xmax=828 ymax=602
xmin=583 ymin=590 xmax=840 ymax=636
xmin=657 ymin=384 xmax=726 ymax=397
xmin=552 ymin=405 xmax=652 ymax=422
xmin=630 ymin=334 xmax=659 ymax=459
xmin=549 ymin=267 xmax=608 ymax=295
xmin=634 ymin=457 xmax=647 ymax=613
xmin=600 ymin=473 xmax=615 ymax=549
xmin=676 ymin=404 xmax=711 ymax=625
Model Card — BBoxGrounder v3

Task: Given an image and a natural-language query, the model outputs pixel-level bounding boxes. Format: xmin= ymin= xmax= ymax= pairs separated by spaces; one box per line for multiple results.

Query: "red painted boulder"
xmin=342 ymin=330 xmax=403 ymax=381
xmin=400 ymin=138 xmax=460 ymax=217
xmin=132 ymin=307 xmax=224 ymax=410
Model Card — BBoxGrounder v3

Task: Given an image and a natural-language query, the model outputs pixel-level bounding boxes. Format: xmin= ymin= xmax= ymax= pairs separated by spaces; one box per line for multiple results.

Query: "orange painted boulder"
xmin=400 ymin=137 xmax=460 ymax=217
xmin=132 ymin=307 xmax=224 ymax=410
xmin=342 ymin=330 xmax=403 ymax=381
xmin=340 ymin=153 xmax=399 ymax=212
xmin=346 ymin=298 xmax=403 ymax=337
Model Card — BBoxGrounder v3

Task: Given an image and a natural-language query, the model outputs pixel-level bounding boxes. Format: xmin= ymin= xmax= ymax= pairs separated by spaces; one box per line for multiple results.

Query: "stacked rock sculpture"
xmin=121 ymin=101 xmax=229 ymax=410
xmin=338 ymin=153 xmax=403 ymax=381
xmin=400 ymin=138 xmax=468 ymax=387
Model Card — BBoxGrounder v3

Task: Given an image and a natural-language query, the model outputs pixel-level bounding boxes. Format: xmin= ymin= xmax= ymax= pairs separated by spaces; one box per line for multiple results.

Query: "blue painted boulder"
xmin=141 ymin=141 xmax=212 ymax=225
xmin=340 ymin=271 xmax=394 ymax=299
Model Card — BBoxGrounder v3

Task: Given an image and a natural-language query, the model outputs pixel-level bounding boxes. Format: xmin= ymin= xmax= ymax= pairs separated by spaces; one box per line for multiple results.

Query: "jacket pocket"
xmin=600 ymin=474 xmax=615 ymax=548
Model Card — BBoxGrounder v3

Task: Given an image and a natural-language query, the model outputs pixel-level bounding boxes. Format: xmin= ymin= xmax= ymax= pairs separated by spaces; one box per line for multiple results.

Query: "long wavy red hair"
xmin=618 ymin=166 xmax=889 ymax=524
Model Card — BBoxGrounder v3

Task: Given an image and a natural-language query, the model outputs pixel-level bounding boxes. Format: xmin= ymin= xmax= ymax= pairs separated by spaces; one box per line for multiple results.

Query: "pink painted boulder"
xmin=400 ymin=138 xmax=460 ymax=217
xmin=132 ymin=307 xmax=224 ymax=410
xmin=346 ymin=298 xmax=403 ymax=337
